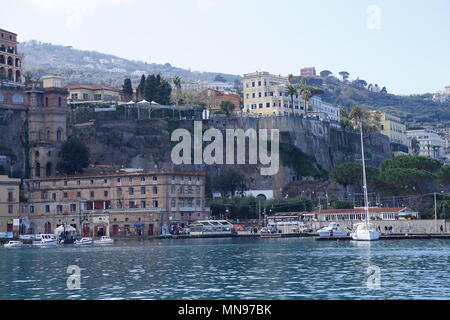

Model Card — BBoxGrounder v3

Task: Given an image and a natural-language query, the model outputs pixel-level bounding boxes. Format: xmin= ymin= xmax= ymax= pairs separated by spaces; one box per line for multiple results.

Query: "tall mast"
xmin=360 ymin=123 xmax=370 ymax=225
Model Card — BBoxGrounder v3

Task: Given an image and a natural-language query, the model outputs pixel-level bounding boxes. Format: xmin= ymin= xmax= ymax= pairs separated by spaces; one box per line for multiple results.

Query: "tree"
xmin=172 ymin=76 xmax=182 ymax=107
xmin=381 ymin=86 xmax=388 ymax=94
xmin=320 ymin=70 xmax=332 ymax=78
xmin=296 ymin=78 xmax=324 ymax=113
xmin=285 ymin=85 xmax=298 ymax=114
xmin=213 ymin=168 xmax=247 ymax=197
xmin=214 ymin=75 xmax=227 ymax=82
xmin=331 ymin=162 xmax=378 ymax=190
xmin=380 ymin=155 xmax=442 ymax=173
xmin=410 ymin=138 xmax=420 ymax=155
xmin=220 ymin=100 xmax=236 ymax=116
xmin=122 ymin=78 xmax=133 ymax=101
xmin=345 ymin=106 xmax=381 ymax=133
xmin=437 ymin=165 xmax=450 ymax=187
xmin=56 ymin=138 xmax=90 ymax=175
xmin=144 ymin=74 xmax=172 ymax=105
xmin=287 ymin=74 xmax=294 ymax=84
xmin=339 ymin=71 xmax=350 ymax=82
xmin=136 ymin=75 xmax=146 ymax=101
xmin=353 ymin=79 xmax=367 ymax=89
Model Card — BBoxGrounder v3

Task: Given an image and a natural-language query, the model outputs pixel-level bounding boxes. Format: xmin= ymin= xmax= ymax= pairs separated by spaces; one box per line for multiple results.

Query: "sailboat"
xmin=351 ymin=122 xmax=381 ymax=241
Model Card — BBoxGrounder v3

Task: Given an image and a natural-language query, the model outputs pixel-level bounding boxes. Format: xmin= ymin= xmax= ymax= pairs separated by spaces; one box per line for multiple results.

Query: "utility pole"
xmin=434 ymin=192 xmax=438 ymax=233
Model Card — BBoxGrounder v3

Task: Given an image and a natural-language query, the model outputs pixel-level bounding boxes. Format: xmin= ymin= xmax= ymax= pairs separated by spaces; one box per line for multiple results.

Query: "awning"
xmin=134 ymin=222 xmax=145 ymax=227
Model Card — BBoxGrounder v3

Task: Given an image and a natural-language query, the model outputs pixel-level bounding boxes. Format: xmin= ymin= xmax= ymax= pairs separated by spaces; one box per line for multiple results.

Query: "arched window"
xmin=35 ymin=162 xmax=41 ymax=178
xmin=7 ymin=56 xmax=13 ymax=66
xmin=0 ymin=55 xmax=4 ymax=64
xmin=15 ymin=70 xmax=21 ymax=83
xmin=44 ymin=222 xmax=52 ymax=234
xmin=56 ymin=129 xmax=63 ymax=142
xmin=46 ymin=129 xmax=51 ymax=141
xmin=46 ymin=163 xmax=52 ymax=177
xmin=35 ymin=151 xmax=40 ymax=159
xmin=15 ymin=58 xmax=20 ymax=67
xmin=0 ymin=67 xmax=5 ymax=80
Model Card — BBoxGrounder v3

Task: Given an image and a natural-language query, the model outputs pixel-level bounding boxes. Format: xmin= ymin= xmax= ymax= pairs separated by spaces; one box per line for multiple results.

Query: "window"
xmin=64 ymin=192 xmax=68 ymax=199
xmin=141 ymin=201 xmax=146 ymax=209
xmin=13 ymin=94 xmax=25 ymax=103
xmin=45 ymin=205 xmax=50 ymax=213
xmin=141 ymin=177 xmax=146 ymax=182
xmin=141 ymin=187 xmax=146 ymax=195
xmin=117 ymin=201 xmax=123 ymax=209
xmin=153 ymin=176 xmax=158 ymax=182
xmin=0 ymin=94 xmax=4 ymax=102
xmin=57 ymin=205 xmax=62 ymax=214
xmin=153 ymin=200 xmax=159 ymax=208
xmin=129 ymin=187 xmax=134 ymax=196
xmin=90 ymin=191 xmax=95 ymax=198
xmin=117 ymin=188 xmax=123 ymax=196
xmin=129 ymin=201 xmax=136 ymax=209
xmin=8 ymin=205 xmax=13 ymax=214
xmin=77 ymin=192 xmax=81 ymax=198
xmin=171 ymin=199 xmax=176 ymax=208
xmin=52 ymin=193 xmax=57 ymax=201
xmin=104 ymin=191 xmax=109 ymax=197
xmin=64 ymin=180 xmax=68 ymax=186
xmin=153 ymin=187 xmax=158 ymax=195
xmin=70 ymin=204 xmax=77 ymax=213
xmin=30 ymin=206 xmax=35 ymax=214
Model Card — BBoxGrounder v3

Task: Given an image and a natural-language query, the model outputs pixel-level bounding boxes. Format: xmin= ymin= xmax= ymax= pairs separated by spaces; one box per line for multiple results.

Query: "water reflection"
xmin=0 ymin=238 xmax=448 ymax=300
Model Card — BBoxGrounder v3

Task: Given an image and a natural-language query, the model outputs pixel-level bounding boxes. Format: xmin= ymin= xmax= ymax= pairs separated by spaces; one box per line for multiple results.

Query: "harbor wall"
xmin=306 ymin=219 xmax=448 ymax=234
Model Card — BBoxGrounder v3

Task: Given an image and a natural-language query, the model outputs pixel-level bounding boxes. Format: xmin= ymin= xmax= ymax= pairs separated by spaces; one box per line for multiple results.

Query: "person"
xmin=440 ymin=225 xmax=444 ymax=233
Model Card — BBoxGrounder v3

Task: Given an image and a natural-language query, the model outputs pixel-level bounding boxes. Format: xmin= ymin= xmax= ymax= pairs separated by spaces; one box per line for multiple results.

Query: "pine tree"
xmin=122 ymin=78 xmax=133 ymax=101
xmin=137 ymin=75 xmax=146 ymax=101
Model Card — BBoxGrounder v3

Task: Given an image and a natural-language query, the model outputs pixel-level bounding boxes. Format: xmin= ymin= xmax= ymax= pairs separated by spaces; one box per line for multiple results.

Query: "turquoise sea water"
xmin=0 ymin=238 xmax=448 ymax=300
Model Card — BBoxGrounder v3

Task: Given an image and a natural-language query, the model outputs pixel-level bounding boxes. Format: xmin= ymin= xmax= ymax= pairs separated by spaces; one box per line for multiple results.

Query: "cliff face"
xmin=0 ymin=107 xmax=28 ymax=177
xmin=70 ymin=117 xmax=392 ymax=195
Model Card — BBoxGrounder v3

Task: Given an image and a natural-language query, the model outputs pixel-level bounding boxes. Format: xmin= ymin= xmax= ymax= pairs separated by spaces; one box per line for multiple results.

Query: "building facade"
xmin=66 ymin=84 xmax=121 ymax=104
xmin=0 ymin=175 xmax=21 ymax=235
xmin=407 ymin=129 xmax=444 ymax=159
xmin=22 ymin=170 xmax=209 ymax=237
xmin=300 ymin=67 xmax=317 ymax=77
xmin=243 ymin=71 xmax=339 ymax=121
xmin=0 ymin=28 xmax=23 ymax=85
xmin=27 ymin=76 xmax=69 ymax=179
xmin=305 ymin=207 xmax=419 ymax=222
xmin=369 ymin=111 xmax=408 ymax=154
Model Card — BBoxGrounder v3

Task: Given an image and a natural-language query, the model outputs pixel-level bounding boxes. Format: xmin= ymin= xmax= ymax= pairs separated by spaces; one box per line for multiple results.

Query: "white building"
xmin=407 ymin=129 xmax=445 ymax=159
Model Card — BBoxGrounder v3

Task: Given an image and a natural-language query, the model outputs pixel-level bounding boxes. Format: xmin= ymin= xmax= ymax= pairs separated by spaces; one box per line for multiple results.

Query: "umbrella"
xmin=134 ymin=222 xmax=145 ymax=227
xmin=55 ymin=225 xmax=76 ymax=233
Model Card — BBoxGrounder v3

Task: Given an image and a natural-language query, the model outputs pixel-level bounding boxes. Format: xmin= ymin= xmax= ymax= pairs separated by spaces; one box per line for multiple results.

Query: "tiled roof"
xmin=65 ymin=84 xmax=121 ymax=92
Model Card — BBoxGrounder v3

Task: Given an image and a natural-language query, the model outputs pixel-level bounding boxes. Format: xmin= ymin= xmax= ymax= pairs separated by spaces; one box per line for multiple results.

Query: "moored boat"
xmin=32 ymin=234 xmax=58 ymax=247
xmin=74 ymin=238 xmax=93 ymax=246
xmin=317 ymin=223 xmax=349 ymax=237
xmin=4 ymin=241 xmax=23 ymax=248
xmin=94 ymin=236 xmax=114 ymax=245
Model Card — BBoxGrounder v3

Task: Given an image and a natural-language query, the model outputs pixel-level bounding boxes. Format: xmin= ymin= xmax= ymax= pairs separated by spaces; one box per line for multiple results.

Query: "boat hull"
xmin=351 ymin=230 xmax=381 ymax=241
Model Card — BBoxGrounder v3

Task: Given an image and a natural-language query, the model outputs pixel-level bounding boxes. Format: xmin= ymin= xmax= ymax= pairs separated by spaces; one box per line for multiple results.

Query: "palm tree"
xmin=287 ymin=74 xmax=294 ymax=84
xmin=285 ymin=85 xmax=298 ymax=115
xmin=296 ymin=78 xmax=324 ymax=114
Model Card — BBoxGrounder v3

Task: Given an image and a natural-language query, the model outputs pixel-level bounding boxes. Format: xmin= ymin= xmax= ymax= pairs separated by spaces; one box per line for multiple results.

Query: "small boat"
xmin=351 ymin=223 xmax=381 ymax=241
xmin=74 ymin=238 xmax=93 ymax=246
xmin=4 ymin=241 xmax=23 ymax=248
xmin=32 ymin=234 xmax=59 ymax=247
xmin=317 ymin=223 xmax=349 ymax=237
xmin=94 ymin=236 xmax=114 ymax=245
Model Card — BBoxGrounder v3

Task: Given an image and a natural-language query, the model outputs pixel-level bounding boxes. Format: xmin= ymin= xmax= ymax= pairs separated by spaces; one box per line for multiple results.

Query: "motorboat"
xmin=351 ymin=223 xmax=381 ymax=241
xmin=317 ymin=223 xmax=349 ymax=237
xmin=32 ymin=234 xmax=59 ymax=247
xmin=4 ymin=241 xmax=23 ymax=248
xmin=74 ymin=238 xmax=93 ymax=246
xmin=94 ymin=236 xmax=114 ymax=245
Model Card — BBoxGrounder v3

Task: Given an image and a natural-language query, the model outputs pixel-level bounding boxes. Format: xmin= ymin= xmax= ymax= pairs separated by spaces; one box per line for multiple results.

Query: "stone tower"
xmin=27 ymin=76 xmax=69 ymax=178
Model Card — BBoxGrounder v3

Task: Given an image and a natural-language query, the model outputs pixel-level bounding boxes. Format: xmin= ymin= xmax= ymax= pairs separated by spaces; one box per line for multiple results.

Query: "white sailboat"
xmin=351 ymin=122 xmax=381 ymax=241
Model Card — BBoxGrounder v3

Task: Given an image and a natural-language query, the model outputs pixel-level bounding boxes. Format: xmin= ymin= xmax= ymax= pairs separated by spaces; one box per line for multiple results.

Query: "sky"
xmin=1 ymin=0 xmax=449 ymax=95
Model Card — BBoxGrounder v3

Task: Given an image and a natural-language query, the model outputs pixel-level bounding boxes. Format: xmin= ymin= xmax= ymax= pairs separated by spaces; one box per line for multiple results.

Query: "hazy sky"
xmin=1 ymin=0 xmax=449 ymax=94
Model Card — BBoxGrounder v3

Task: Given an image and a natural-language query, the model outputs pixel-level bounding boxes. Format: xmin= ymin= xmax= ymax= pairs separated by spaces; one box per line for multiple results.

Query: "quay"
xmin=315 ymin=234 xmax=450 ymax=241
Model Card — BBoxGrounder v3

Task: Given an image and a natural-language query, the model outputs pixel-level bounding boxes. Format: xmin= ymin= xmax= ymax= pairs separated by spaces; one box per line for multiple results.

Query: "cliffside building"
xmin=407 ymin=129 xmax=444 ymax=159
xmin=0 ymin=28 xmax=23 ymax=85
xmin=66 ymin=84 xmax=122 ymax=104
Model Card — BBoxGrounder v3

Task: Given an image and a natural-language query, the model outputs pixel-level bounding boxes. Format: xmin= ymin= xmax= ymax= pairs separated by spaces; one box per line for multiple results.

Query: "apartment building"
xmin=66 ymin=84 xmax=122 ymax=104
xmin=369 ymin=111 xmax=408 ymax=147
xmin=300 ymin=67 xmax=317 ymax=77
xmin=196 ymin=88 xmax=241 ymax=114
xmin=21 ymin=170 xmax=209 ymax=237
xmin=0 ymin=28 xmax=22 ymax=85
xmin=0 ymin=175 xmax=21 ymax=236
xmin=407 ymin=129 xmax=444 ymax=159
xmin=243 ymin=71 xmax=339 ymax=121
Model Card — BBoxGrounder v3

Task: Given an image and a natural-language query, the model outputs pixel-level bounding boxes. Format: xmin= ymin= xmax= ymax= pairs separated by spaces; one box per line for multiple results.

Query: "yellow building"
xmin=66 ymin=84 xmax=121 ymax=104
xmin=0 ymin=175 xmax=21 ymax=235
xmin=243 ymin=71 xmax=306 ymax=116
xmin=370 ymin=111 xmax=408 ymax=146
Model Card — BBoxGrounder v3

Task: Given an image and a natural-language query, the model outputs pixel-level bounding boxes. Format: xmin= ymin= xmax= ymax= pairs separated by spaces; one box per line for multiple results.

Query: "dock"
xmin=315 ymin=234 xmax=450 ymax=241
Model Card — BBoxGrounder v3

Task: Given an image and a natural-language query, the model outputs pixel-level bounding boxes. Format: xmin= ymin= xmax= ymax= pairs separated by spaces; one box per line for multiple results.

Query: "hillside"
xmin=19 ymin=40 xmax=240 ymax=88
xmin=296 ymin=76 xmax=450 ymax=128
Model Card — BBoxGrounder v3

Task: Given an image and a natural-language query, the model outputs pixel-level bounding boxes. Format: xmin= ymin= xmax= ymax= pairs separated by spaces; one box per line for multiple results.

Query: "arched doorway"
xmin=8 ymin=69 xmax=13 ymax=81
xmin=0 ymin=165 xmax=5 ymax=175
xmin=15 ymin=70 xmax=20 ymax=83
xmin=56 ymin=129 xmax=63 ymax=142
xmin=44 ymin=222 xmax=52 ymax=234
